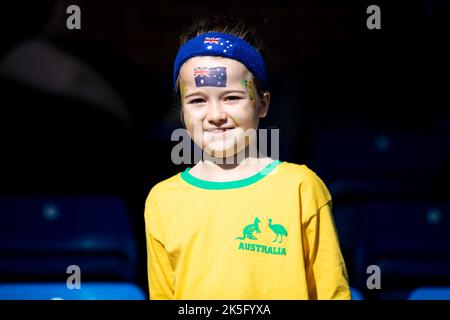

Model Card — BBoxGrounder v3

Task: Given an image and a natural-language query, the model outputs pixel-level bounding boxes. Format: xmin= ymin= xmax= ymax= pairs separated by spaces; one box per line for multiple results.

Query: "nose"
xmin=206 ymin=100 xmax=227 ymax=124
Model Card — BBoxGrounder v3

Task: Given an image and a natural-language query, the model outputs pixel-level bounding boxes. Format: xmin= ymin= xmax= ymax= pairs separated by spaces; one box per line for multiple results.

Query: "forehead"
xmin=179 ymin=56 xmax=251 ymax=86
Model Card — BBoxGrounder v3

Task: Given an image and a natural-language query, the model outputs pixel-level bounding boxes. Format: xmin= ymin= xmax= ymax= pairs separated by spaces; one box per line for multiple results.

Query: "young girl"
xmin=145 ymin=16 xmax=351 ymax=300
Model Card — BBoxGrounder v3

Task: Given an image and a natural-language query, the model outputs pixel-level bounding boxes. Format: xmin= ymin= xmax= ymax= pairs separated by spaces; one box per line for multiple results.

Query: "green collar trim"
xmin=180 ymin=159 xmax=281 ymax=190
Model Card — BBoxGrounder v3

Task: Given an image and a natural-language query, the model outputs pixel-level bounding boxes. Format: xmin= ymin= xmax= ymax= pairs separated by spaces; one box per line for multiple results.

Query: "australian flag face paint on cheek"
xmin=194 ymin=67 xmax=227 ymax=87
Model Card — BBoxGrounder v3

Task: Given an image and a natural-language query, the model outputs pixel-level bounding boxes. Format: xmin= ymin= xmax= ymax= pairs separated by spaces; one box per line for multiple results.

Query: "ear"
xmin=258 ymin=92 xmax=271 ymax=118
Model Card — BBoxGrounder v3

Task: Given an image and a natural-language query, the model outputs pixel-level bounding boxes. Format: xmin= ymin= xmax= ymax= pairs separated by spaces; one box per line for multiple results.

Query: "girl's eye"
xmin=225 ymin=96 xmax=241 ymax=101
xmin=189 ymin=98 xmax=205 ymax=104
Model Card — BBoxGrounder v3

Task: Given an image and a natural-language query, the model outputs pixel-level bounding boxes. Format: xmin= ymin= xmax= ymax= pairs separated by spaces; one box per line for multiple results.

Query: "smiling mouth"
xmin=205 ymin=128 xmax=234 ymax=134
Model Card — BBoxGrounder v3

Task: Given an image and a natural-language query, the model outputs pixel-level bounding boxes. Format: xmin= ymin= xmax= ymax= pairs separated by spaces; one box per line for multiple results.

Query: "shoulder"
xmin=145 ymin=171 xmax=184 ymax=206
xmin=280 ymin=162 xmax=329 ymax=190
xmin=279 ymin=161 xmax=319 ymax=179
xmin=279 ymin=161 xmax=332 ymax=206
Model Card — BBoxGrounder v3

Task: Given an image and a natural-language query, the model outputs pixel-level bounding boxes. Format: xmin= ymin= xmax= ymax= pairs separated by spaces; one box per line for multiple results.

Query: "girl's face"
xmin=179 ymin=56 xmax=270 ymax=158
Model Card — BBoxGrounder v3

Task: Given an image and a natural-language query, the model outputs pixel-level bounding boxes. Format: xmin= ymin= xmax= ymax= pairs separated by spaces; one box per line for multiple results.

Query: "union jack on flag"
xmin=194 ymin=67 xmax=227 ymax=87
xmin=204 ymin=37 xmax=220 ymax=44
xmin=194 ymin=67 xmax=210 ymax=78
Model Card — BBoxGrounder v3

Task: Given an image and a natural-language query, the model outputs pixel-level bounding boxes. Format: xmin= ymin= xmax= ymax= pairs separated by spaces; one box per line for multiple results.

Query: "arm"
xmin=145 ymin=198 xmax=175 ymax=300
xmin=303 ymin=201 xmax=352 ymax=300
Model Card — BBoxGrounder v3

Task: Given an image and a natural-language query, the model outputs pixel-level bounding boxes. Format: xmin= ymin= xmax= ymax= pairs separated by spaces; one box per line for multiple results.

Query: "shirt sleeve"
xmin=144 ymin=195 xmax=175 ymax=300
xmin=303 ymin=201 xmax=352 ymax=300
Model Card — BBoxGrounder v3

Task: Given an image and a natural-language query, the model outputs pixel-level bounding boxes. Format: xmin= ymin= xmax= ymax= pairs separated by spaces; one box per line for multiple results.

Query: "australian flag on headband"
xmin=194 ymin=67 xmax=227 ymax=87
xmin=203 ymin=36 xmax=235 ymax=54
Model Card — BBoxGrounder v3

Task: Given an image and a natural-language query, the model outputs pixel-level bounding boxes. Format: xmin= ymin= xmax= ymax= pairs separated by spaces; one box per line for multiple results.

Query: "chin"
xmin=204 ymin=143 xmax=236 ymax=158
xmin=203 ymin=142 xmax=248 ymax=160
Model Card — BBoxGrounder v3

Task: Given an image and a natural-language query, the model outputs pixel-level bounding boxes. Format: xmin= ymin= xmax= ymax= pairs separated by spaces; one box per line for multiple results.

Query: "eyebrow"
xmin=184 ymin=90 xmax=247 ymax=99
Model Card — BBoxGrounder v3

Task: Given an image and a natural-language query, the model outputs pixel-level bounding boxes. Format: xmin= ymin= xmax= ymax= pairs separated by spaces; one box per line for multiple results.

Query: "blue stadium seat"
xmin=408 ymin=287 xmax=450 ymax=300
xmin=350 ymin=287 xmax=364 ymax=300
xmin=309 ymin=129 xmax=448 ymax=197
xmin=0 ymin=196 xmax=138 ymax=281
xmin=352 ymin=201 xmax=450 ymax=288
xmin=0 ymin=282 xmax=147 ymax=300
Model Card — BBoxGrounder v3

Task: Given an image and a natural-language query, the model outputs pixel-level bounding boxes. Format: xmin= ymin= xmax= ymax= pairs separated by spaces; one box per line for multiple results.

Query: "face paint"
xmin=232 ymin=114 xmax=241 ymax=125
xmin=240 ymin=79 xmax=255 ymax=101
xmin=247 ymin=79 xmax=255 ymax=101
xmin=180 ymin=81 xmax=188 ymax=100
xmin=194 ymin=66 xmax=227 ymax=87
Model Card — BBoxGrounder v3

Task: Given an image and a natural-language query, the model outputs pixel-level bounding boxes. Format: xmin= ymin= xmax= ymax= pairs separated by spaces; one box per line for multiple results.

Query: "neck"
xmin=191 ymin=144 xmax=275 ymax=182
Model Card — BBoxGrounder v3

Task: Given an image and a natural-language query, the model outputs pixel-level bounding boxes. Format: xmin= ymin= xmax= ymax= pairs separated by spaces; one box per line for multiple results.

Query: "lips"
xmin=205 ymin=127 xmax=234 ymax=133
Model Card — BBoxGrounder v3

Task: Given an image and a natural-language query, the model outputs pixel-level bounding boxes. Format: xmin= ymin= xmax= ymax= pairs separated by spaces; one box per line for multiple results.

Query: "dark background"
xmin=0 ymin=0 xmax=448 ymax=300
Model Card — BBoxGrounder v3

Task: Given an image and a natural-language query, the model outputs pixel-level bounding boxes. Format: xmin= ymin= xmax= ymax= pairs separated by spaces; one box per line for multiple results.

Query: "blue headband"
xmin=173 ymin=32 xmax=269 ymax=91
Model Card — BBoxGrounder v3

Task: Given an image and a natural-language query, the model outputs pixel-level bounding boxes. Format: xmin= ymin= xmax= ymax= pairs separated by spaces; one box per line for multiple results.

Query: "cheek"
xmin=182 ymin=110 xmax=190 ymax=122
xmin=182 ymin=108 xmax=201 ymax=124
xmin=229 ymin=106 xmax=258 ymax=127
xmin=182 ymin=111 xmax=203 ymax=136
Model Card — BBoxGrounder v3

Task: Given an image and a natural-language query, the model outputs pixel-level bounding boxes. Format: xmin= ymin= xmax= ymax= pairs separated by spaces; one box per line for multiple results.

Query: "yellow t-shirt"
xmin=145 ymin=160 xmax=351 ymax=300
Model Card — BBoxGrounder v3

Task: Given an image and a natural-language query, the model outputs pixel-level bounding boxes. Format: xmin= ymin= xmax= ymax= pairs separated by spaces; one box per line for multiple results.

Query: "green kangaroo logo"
xmin=235 ymin=217 xmax=261 ymax=240
xmin=268 ymin=218 xmax=288 ymax=243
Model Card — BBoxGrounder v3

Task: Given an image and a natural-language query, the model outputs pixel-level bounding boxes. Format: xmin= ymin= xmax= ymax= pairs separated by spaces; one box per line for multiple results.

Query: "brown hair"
xmin=173 ymin=15 xmax=270 ymax=127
